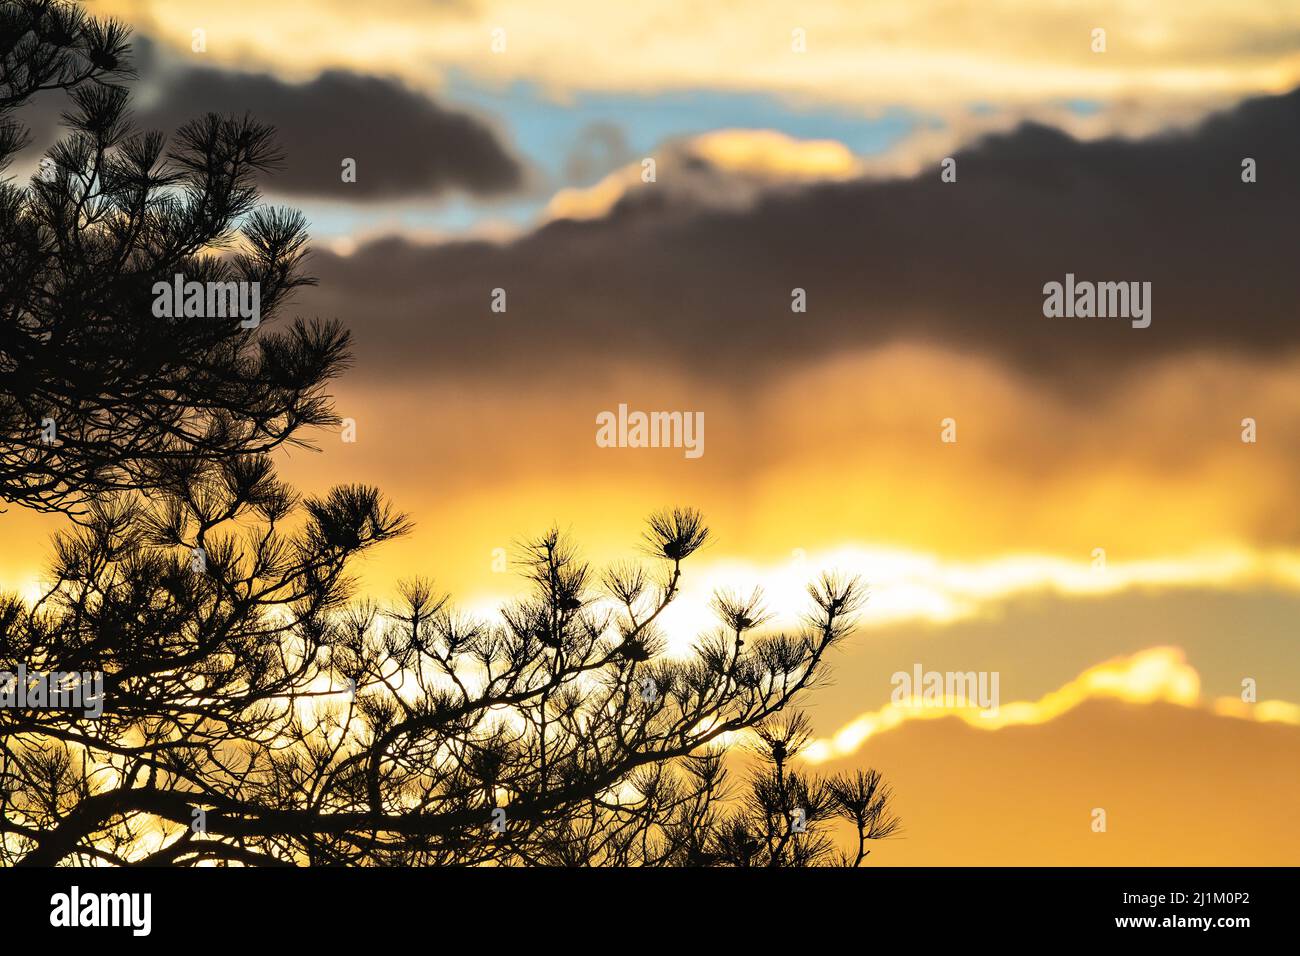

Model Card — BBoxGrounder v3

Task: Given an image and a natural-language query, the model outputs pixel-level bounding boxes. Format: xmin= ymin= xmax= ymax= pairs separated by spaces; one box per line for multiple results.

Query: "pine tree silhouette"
xmin=1 ymin=0 xmax=346 ymax=517
xmin=0 ymin=1 xmax=899 ymax=866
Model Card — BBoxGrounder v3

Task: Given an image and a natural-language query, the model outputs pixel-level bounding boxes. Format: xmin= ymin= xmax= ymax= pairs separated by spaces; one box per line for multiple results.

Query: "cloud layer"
xmin=13 ymin=38 xmax=524 ymax=201
xmin=97 ymin=0 xmax=1300 ymax=111
xmin=138 ymin=66 xmax=524 ymax=200
xmin=300 ymin=87 xmax=1300 ymax=388
xmin=802 ymin=646 xmax=1299 ymax=764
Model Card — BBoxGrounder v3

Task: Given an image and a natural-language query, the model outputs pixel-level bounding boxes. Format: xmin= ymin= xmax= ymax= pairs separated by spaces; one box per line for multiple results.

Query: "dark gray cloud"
xmin=137 ymin=68 xmax=523 ymax=200
xmin=15 ymin=37 xmax=523 ymax=200
xmin=298 ymin=87 xmax=1300 ymax=390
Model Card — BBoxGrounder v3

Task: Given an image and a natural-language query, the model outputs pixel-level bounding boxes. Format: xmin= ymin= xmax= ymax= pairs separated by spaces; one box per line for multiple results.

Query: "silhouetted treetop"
xmin=1 ymin=495 xmax=898 ymax=866
xmin=1 ymin=0 xmax=348 ymax=516
xmin=0 ymin=1 xmax=899 ymax=868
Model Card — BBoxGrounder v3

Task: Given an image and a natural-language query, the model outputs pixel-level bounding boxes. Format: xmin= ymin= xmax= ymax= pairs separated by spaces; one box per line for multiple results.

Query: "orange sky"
xmin=4 ymin=0 xmax=1298 ymax=864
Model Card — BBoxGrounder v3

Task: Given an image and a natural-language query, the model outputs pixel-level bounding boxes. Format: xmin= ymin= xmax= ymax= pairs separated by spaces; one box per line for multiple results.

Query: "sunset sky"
xmin=4 ymin=0 xmax=1299 ymax=863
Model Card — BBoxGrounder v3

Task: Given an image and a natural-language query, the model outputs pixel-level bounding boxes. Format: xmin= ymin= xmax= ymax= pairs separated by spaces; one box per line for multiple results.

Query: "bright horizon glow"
xmin=11 ymin=539 xmax=1300 ymax=638
xmin=801 ymin=646 xmax=1300 ymax=764
xmin=445 ymin=543 xmax=1300 ymax=654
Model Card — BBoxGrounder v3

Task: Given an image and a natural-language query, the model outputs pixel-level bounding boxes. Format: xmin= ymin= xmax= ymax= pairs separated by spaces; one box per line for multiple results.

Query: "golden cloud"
xmin=98 ymin=0 xmax=1300 ymax=113
xmin=545 ymin=128 xmax=861 ymax=222
xmin=801 ymin=646 xmax=1300 ymax=764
